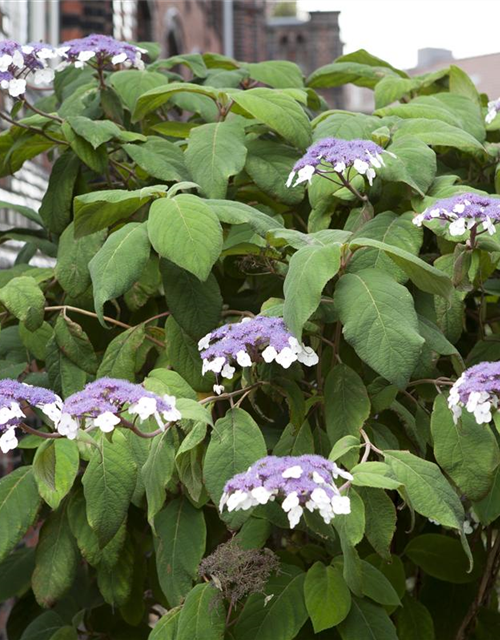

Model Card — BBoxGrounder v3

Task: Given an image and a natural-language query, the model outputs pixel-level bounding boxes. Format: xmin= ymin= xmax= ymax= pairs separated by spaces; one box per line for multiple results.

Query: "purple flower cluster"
xmin=413 ymin=192 xmax=500 ymax=237
xmin=0 ymin=380 xmax=60 ymax=454
xmin=198 ymin=316 xmax=318 ymax=393
xmin=59 ymin=35 xmax=146 ymax=70
xmin=0 ymin=40 xmax=57 ymax=97
xmin=220 ymin=455 xmax=352 ymax=528
xmin=286 ymin=137 xmax=394 ymax=188
xmin=55 ymin=377 xmax=181 ymax=439
xmin=486 ymin=98 xmax=500 ymax=124
xmin=448 ymin=361 xmax=500 ymax=424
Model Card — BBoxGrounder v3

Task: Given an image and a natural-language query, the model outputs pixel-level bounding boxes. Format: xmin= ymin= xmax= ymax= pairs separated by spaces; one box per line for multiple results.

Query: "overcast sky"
xmin=296 ymin=0 xmax=500 ymax=69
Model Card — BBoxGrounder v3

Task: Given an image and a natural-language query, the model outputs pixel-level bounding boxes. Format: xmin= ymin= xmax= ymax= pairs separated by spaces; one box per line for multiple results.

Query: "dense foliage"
xmin=1 ymin=39 xmax=500 ymax=640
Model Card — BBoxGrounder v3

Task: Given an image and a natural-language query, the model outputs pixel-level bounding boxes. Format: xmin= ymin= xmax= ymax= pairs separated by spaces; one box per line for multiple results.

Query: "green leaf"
xmin=46 ymin=334 xmax=86 ymax=397
xmin=161 ymin=260 xmax=222 ymax=341
xmin=55 ymin=223 xmax=106 ymax=297
xmin=385 ymin=450 xmax=464 ymax=529
xmin=19 ymin=611 xmax=65 ymax=640
xmin=396 ymin=595 xmax=435 ymax=640
xmin=74 ymin=186 xmax=164 ymax=237
xmin=0 ymin=200 xmax=43 ymax=226
xmin=67 ymin=115 xmax=121 ymax=149
xmin=185 ymin=121 xmax=247 ymax=199
xmin=351 ymin=236 xmax=453 ymax=299
xmin=431 ymin=394 xmax=500 ymax=501
xmin=97 ymin=324 xmax=146 ymax=381
xmin=164 ymin=316 xmax=214 ymax=392
xmin=38 ymin=150 xmax=80 ymax=234
xmin=304 ymin=562 xmax=351 ymax=632
xmin=333 ymin=489 xmax=365 ymax=547
xmin=207 ymin=199 xmax=281 ymax=236
xmin=273 ymin=420 xmax=314 ymax=456
xmin=19 ymin=321 xmax=53 ymax=361
xmin=234 ymin=569 xmax=308 ymax=640
xmin=329 ymin=435 xmax=361 ymax=462
xmin=334 ymin=269 xmax=424 ymax=387
xmin=283 ymin=244 xmax=341 ymax=339
xmin=361 ymin=560 xmax=401 ymax=606
xmin=229 ymin=88 xmax=312 ymax=148
xmin=61 ymin=122 xmax=107 ymax=173
xmin=176 ymin=583 xmax=225 ymax=640
xmin=142 ymin=430 xmax=176 ymax=525
xmin=96 ymin=534 xmax=134 ymax=606
xmin=393 ymin=118 xmax=484 ymax=154
xmin=110 ymin=70 xmax=169 ymax=111
xmin=67 ymin=488 xmax=102 ymax=566
xmin=325 ymin=364 xmax=370 ymax=444
xmin=0 ymin=466 xmax=41 ymax=562
xmin=32 ymin=506 xmax=79 ymax=607
xmin=350 ymin=462 xmax=402 ymax=490
xmin=155 ymin=497 xmax=206 ymax=606
xmin=0 ymin=547 xmax=34 ymax=602
xmin=418 ymin=315 xmax=458 ymax=356
xmin=473 ymin=466 xmax=500 ymax=525
xmin=146 ymin=368 xmax=197 ymax=400
xmin=123 ymin=136 xmax=189 ymax=182
xmin=148 ymin=194 xmax=222 ymax=281
xmin=405 ymin=534 xmax=482 ymax=583
xmin=243 ymin=60 xmax=304 ymax=88
xmin=33 ymin=439 xmax=79 ymax=510
xmin=82 ymin=431 xmax=137 ymax=547
xmin=377 ymin=136 xmax=437 ymax=196
xmin=89 ymin=222 xmax=150 ymax=325
xmin=149 ymin=608 xmax=181 ymax=640
xmin=152 ymin=53 xmax=208 ymax=77
xmin=235 ymin=518 xmax=272 ymax=550
xmin=133 ymin=82 xmax=218 ymax=121
xmin=245 ymin=139 xmax=305 ymax=205
xmin=357 ymin=487 xmax=396 ymax=561
xmin=338 ymin=597 xmax=398 ymax=640
xmin=204 ymin=408 xmax=267 ymax=516
xmin=53 ymin=314 xmax=98 ymax=375
xmin=0 ymin=276 xmax=45 ymax=331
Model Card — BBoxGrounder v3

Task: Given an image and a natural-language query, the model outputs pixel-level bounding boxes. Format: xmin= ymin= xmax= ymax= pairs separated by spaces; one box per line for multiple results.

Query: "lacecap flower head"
xmin=0 ymin=380 xmax=61 ymax=454
xmin=54 ymin=377 xmax=181 ymax=439
xmin=220 ymin=454 xmax=352 ymax=528
xmin=486 ymin=98 xmax=500 ymax=124
xmin=198 ymin=315 xmax=318 ymax=386
xmin=286 ymin=137 xmax=394 ymax=188
xmin=412 ymin=192 xmax=500 ymax=237
xmin=448 ymin=361 xmax=500 ymax=425
xmin=58 ymin=34 xmax=147 ymax=70
xmin=0 ymin=40 xmax=57 ymax=97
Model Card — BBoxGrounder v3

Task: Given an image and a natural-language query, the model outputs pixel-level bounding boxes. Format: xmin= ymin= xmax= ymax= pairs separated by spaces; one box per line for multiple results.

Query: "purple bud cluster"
xmin=56 ymin=377 xmax=181 ymax=439
xmin=413 ymin=192 xmax=500 ymax=237
xmin=59 ymin=35 xmax=146 ymax=70
xmin=448 ymin=361 xmax=500 ymax=425
xmin=286 ymin=137 xmax=393 ymax=188
xmin=0 ymin=40 xmax=57 ymax=97
xmin=0 ymin=379 xmax=60 ymax=454
xmin=220 ymin=454 xmax=352 ymax=528
xmin=198 ymin=316 xmax=318 ymax=394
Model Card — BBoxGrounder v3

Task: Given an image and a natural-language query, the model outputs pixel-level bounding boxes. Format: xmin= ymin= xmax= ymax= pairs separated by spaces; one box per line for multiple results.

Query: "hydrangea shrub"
xmin=1 ymin=37 xmax=500 ymax=639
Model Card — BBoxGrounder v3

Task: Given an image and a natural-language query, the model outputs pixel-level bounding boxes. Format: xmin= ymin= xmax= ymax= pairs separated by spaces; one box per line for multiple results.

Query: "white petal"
xmin=198 ymin=334 xmax=211 ymax=351
xmin=287 ymin=505 xmax=303 ymax=528
xmin=94 ymin=411 xmax=121 ymax=433
xmin=282 ymin=465 xmax=303 ymax=479
xmin=8 ymin=79 xmax=26 ymax=97
xmin=286 ymin=171 xmax=296 ymax=188
xmin=262 ymin=345 xmax=277 ymax=363
xmin=221 ymin=363 xmax=235 ymax=379
xmin=236 ymin=350 xmax=252 ymax=367
xmin=0 ymin=428 xmax=18 ymax=453
xmin=111 ymin=52 xmax=128 ymax=64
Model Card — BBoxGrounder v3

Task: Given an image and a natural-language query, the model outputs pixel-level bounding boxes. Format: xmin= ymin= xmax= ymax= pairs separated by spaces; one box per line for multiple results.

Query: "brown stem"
xmin=0 ymin=110 xmax=66 ymax=145
xmin=23 ymin=99 xmax=63 ymax=123
xmin=455 ymin=531 xmax=500 ymax=640
xmin=337 ymin=172 xmax=369 ymax=203
xmin=19 ymin=423 xmax=61 ymax=439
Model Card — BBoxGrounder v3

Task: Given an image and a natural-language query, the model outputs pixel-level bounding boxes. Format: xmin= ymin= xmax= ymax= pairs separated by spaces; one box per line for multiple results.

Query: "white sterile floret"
xmin=227 ymin=489 xmax=253 ymax=511
xmin=463 ymin=520 xmax=474 ymax=535
xmin=129 ymin=396 xmax=157 ymax=420
xmin=412 ymin=213 xmax=425 ymax=227
xmin=111 ymin=52 xmax=128 ymax=64
xmin=198 ymin=334 xmax=211 ymax=351
xmin=262 ymin=345 xmax=277 ymax=363
xmin=281 ymin=491 xmax=300 ymax=512
xmin=221 ymin=363 xmax=235 ymax=379
xmin=94 ymin=411 xmax=121 ymax=433
xmin=78 ymin=50 xmax=95 ymax=62
xmin=33 ymin=67 xmax=54 ymax=85
xmin=219 ymin=492 xmax=228 ymax=511
xmin=334 ymin=161 xmax=346 ymax=172
xmin=203 ymin=356 xmax=226 ymax=375
xmin=236 ymin=350 xmax=252 ymax=367
xmin=448 ymin=218 xmax=467 ymax=236
xmin=0 ymin=402 xmax=24 ymax=425
xmin=213 ymin=384 xmax=225 ymax=395
xmin=8 ymin=79 xmax=26 ymax=97
xmin=251 ymin=486 xmax=273 ymax=504
xmin=282 ymin=465 xmax=303 ymax=479
xmin=40 ymin=400 xmax=63 ymax=423
xmin=286 ymin=171 xmax=296 ymax=188
xmin=57 ymin=413 xmax=79 ymax=439
xmin=0 ymin=428 xmax=18 ymax=454
xmin=275 ymin=347 xmax=296 ymax=369
xmin=288 ymin=505 xmax=303 ymax=528
xmin=296 ymin=345 xmax=319 ymax=367
xmin=312 ymin=471 xmax=325 ymax=484
xmin=483 ymin=216 xmax=495 ymax=235
xmin=331 ymin=495 xmax=351 ymax=514
xmin=12 ymin=50 xmax=24 ymax=68
xmin=353 ymin=158 xmax=369 ymax=175
xmin=162 ymin=395 xmax=182 ymax=422
xmin=295 ymin=165 xmax=315 ymax=185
